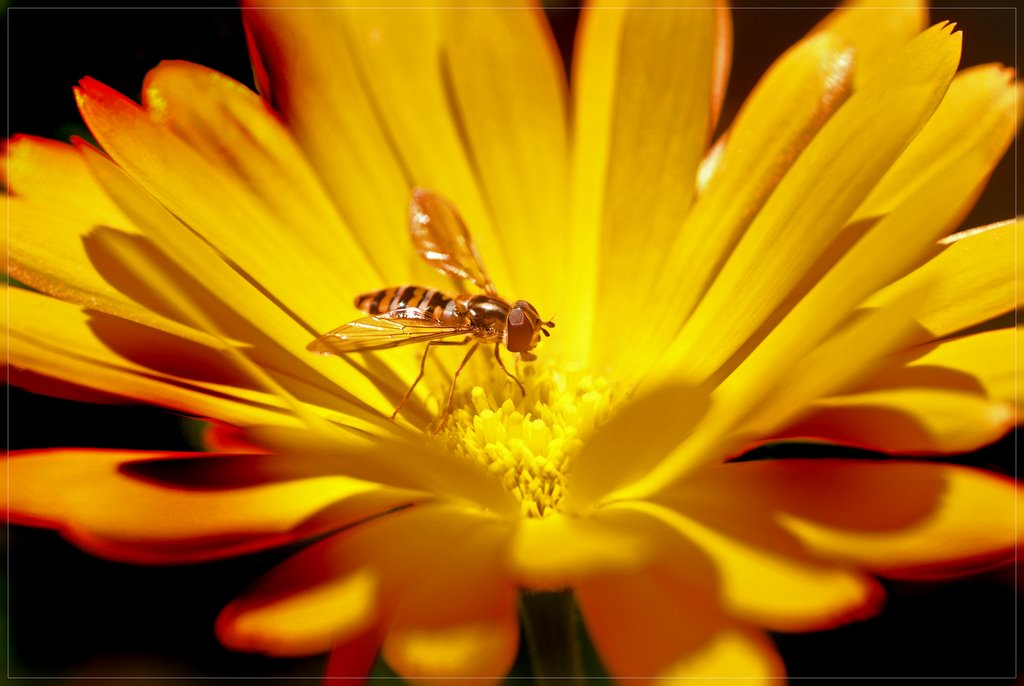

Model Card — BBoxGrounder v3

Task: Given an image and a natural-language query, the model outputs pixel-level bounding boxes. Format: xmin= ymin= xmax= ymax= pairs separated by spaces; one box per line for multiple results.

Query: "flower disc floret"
xmin=443 ymin=367 xmax=615 ymax=517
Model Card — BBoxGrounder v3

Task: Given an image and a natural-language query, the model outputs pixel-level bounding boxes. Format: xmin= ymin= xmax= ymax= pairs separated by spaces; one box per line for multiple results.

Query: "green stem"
xmin=520 ymin=590 xmax=584 ymax=685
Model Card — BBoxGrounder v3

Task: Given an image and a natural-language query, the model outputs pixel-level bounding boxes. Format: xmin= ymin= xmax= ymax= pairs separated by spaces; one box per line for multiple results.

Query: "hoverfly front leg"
xmin=392 ymin=338 xmax=470 ymax=421
xmin=434 ymin=341 xmax=480 ymax=434
xmin=493 ymin=343 xmax=525 ymax=397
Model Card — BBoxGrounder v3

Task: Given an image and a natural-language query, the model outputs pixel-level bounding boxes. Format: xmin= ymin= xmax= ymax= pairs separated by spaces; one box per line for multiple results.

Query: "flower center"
xmin=440 ymin=365 xmax=615 ymax=517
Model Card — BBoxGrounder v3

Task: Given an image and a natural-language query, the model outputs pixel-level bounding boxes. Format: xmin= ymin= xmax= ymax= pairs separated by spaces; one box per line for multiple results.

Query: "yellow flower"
xmin=5 ymin=0 xmax=1020 ymax=682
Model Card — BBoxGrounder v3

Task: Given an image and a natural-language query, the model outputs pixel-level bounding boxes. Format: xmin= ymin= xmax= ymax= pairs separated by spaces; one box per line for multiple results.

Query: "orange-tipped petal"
xmin=73 ymin=73 xmax=373 ymax=341
xmin=6 ymin=448 xmax=408 ymax=564
xmin=673 ymin=459 xmax=1019 ymax=580
xmin=142 ymin=60 xmax=380 ymax=298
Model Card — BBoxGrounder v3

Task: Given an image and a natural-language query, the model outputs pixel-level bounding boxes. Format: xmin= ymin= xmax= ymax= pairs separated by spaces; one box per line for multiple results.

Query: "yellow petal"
xmin=75 ymin=140 xmax=405 ymax=425
xmin=856 ymin=65 xmax=1019 ymax=222
xmin=813 ymin=0 xmax=927 ymax=87
xmin=247 ymin=426 xmax=519 ymax=517
xmin=7 ymin=287 xmax=303 ymax=427
xmin=867 ymin=219 xmax=1021 ymax=341
xmin=664 ymin=65 xmax=1017 ymax=429
xmin=781 ymin=327 xmax=1019 ymax=453
xmin=246 ymin=2 xmax=563 ymax=297
xmin=3 ymin=136 xmax=217 ymax=346
xmin=90 ymin=219 xmax=379 ymax=435
xmin=217 ymin=504 xmax=496 ymax=656
xmin=737 ymin=281 xmax=934 ymax=440
xmin=730 ymin=65 xmax=1018 ymax=373
xmin=563 ymin=384 xmax=709 ymax=511
xmin=568 ymin=0 xmax=726 ymax=361
xmin=241 ymin=2 xmax=419 ymax=285
xmin=617 ymin=502 xmax=883 ymax=632
xmin=437 ymin=4 xmax=568 ymax=319
xmin=143 ymin=60 xmax=381 ymax=288
xmin=382 ymin=519 xmax=517 ymax=683
xmin=505 ymin=509 xmax=656 ymax=590
xmin=74 ymin=75 xmax=374 ymax=337
xmin=622 ymin=278 xmax=933 ymax=499
xmin=659 ymin=23 xmax=961 ymax=386
xmin=630 ymin=32 xmax=855 ymax=382
xmin=6 ymin=448 xmax=404 ymax=564
xmin=577 ymin=569 xmax=783 ymax=681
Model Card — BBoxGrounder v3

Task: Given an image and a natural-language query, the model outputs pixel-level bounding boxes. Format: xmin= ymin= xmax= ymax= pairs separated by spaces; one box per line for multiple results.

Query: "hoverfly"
xmin=308 ymin=188 xmax=554 ymax=432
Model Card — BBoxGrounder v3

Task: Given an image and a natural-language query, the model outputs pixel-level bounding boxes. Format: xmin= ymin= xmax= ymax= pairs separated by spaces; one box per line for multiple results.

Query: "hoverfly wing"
xmin=308 ymin=308 xmax=473 ymax=354
xmin=409 ymin=188 xmax=497 ymax=296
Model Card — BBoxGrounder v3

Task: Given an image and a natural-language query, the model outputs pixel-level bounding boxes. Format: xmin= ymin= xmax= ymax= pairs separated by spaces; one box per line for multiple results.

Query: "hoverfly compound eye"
xmin=506 ymin=307 xmax=534 ymax=353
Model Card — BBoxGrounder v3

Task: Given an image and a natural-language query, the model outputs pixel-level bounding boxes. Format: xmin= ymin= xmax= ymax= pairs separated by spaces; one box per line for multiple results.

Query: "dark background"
xmin=5 ymin=2 xmax=1019 ymax=683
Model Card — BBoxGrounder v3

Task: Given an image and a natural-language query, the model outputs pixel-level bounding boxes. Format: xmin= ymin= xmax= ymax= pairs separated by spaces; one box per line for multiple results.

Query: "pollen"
xmin=440 ymin=366 xmax=615 ymax=518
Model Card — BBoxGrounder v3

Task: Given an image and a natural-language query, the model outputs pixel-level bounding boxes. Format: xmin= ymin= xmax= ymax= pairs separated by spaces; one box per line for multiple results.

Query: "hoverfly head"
xmin=506 ymin=300 xmax=551 ymax=354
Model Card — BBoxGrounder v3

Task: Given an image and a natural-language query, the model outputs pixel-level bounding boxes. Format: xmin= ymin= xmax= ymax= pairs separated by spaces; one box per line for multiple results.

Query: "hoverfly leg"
xmin=391 ymin=338 xmax=469 ymax=421
xmin=433 ymin=341 xmax=480 ymax=434
xmin=493 ymin=343 xmax=525 ymax=397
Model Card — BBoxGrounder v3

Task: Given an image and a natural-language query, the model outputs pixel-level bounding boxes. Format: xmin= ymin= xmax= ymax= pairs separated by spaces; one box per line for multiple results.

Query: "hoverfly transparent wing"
xmin=308 ymin=308 xmax=473 ymax=354
xmin=408 ymin=187 xmax=497 ymax=296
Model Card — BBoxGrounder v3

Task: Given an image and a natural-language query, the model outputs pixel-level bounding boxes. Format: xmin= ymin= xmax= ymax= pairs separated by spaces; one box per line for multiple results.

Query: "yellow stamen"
xmin=441 ymin=366 xmax=615 ymax=517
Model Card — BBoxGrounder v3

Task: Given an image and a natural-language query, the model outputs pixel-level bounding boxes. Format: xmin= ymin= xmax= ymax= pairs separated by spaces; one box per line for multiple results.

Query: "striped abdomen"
xmin=355 ymin=285 xmax=451 ymax=319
